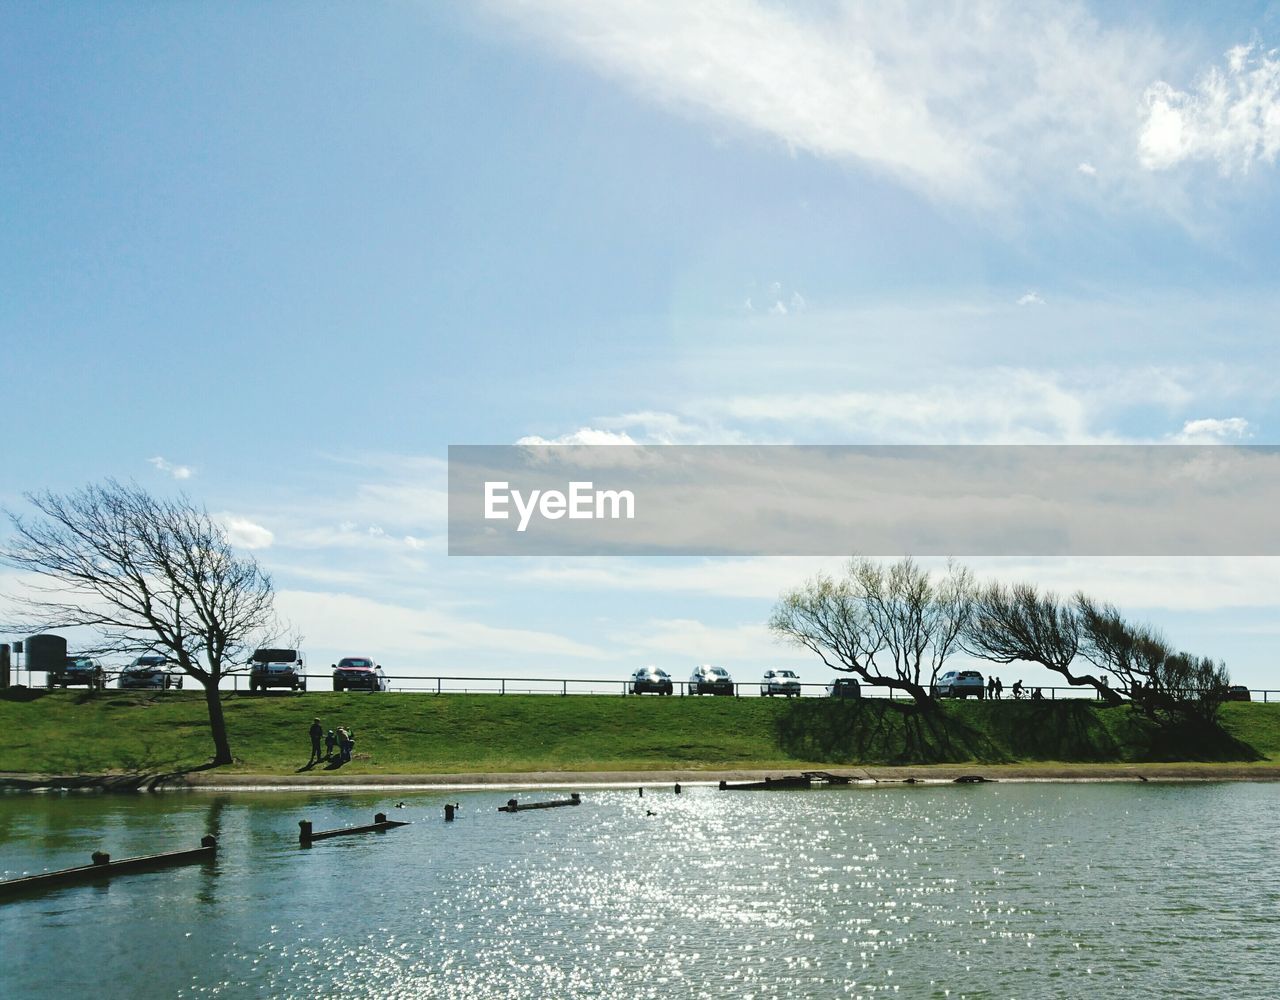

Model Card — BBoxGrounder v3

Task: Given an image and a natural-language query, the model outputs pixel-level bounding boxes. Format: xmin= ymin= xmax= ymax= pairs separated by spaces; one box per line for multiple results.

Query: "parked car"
xmin=761 ymin=669 xmax=801 ymax=697
xmin=932 ymin=669 xmax=985 ymax=699
xmin=826 ymin=676 xmax=862 ymax=699
xmin=249 ymin=648 xmax=307 ymax=692
xmin=47 ymin=656 xmax=106 ymax=690
xmin=1225 ymin=685 xmax=1252 ymax=702
xmin=631 ymin=665 xmax=673 ymax=695
xmin=689 ymin=664 xmax=734 ymax=696
xmin=333 ymin=657 xmax=389 ymax=692
xmin=119 ymin=654 xmax=183 ymax=690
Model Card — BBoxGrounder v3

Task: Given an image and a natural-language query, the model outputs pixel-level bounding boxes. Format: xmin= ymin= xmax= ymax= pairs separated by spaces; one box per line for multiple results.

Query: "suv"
xmin=119 ymin=654 xmax=183 ymax=690
xmin=826 ymin=677 xmax=862 ymax=699
xmin=1225 ymin=685 xmax=1252 ymax=702
xmin=932 ymin=669 xmax=985 ymax=699
xmin=761 ymin=669 xmax=801 ymax=697
xmin=249 ymin=648 xmax=307 ymax=692
xmin=47 ymin=656 xmax=106 ymax=690
xmin=631 ymin=666 xmax=673 ymax=695
xmin=332 ymin=657 xmax=388 ymax=692
xmin=689 ymin=664 xmax=734 ymax=696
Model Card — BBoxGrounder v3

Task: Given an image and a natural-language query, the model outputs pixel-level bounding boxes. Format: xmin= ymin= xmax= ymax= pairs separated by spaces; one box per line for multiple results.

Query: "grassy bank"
xmin=3 ymin=688 xmax=1279 ymax=777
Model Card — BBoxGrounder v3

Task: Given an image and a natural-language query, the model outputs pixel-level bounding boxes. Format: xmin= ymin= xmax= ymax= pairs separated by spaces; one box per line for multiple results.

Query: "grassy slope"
xmin=2 ymin=689 xmax=1278 ymax=775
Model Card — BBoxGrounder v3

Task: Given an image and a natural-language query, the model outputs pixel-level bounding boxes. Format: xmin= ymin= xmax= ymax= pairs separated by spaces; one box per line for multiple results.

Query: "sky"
xmin=3 ymin=1 xmax=1280 ymax=691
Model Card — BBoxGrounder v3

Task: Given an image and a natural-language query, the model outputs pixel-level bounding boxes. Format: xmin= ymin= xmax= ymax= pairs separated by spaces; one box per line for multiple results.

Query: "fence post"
xmin=562 ymin=680 xmax=567 ymax=696
xmin=501 ymin=679 xmax=505 ymax=696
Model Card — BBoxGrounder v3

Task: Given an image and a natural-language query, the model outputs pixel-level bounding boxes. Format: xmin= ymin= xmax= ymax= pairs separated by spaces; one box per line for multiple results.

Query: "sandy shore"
xmin=3 ymin=761 xmax=1279 ymax=791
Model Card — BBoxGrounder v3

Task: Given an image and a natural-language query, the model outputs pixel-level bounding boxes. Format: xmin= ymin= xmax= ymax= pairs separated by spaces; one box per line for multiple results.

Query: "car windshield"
xmin=68 ymin=658 xmax=94 ymax=668
xmin=711 ymin=668 xmax=729 ymax=677
xmin=253 ymin=648 xmax=298 ymax=664
xmin=132 ymin=656 xmax=166 ymax=668
xmin=340 ymin=659 xmax=373 ymax=668
xmin=777 ymin=671 xmax=797 ymax=678
xmin=959 ymin=671 xmax=982 ymax=680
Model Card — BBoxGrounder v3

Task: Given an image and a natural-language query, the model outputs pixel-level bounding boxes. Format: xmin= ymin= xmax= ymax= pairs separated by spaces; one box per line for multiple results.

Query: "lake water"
xmin=1 ymin=782 xmax=1277 ymax=998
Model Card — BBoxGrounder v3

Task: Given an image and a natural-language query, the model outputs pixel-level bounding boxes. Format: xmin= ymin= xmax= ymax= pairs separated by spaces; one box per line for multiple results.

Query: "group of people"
xmin=985 ymin=677 xmax=1045 ymax=700
xmin=308 ymin=718 xmax=355 ymax=765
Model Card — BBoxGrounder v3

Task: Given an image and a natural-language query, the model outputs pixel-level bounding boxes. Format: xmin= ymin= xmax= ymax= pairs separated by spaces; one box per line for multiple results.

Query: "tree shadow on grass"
xmin=773 ymin=699 xmax=1009 ymax=765
xmin=774 ymin=698 xmax=1265 ymax=766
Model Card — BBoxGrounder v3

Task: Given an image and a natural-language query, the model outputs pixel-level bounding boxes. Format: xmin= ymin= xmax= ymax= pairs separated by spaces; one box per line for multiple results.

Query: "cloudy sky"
xmin=4 ymin=1 xmax=1280 ymax=689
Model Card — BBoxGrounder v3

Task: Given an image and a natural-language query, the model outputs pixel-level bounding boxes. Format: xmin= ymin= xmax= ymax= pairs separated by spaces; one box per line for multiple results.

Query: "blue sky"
xmin=4 ymin=1 xmax=1280 ymax=689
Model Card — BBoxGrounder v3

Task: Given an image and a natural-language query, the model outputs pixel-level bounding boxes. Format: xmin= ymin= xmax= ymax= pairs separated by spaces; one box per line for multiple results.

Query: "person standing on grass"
xmin=325 ymin=729 xmax=337 ymax=760
xmin=308 ymin=718 xmax=324 ymax=765
xmin=995 ymin=677 xmax=1003 ymax=699
xmin=336 ymin=726 xmax=351 ymax=763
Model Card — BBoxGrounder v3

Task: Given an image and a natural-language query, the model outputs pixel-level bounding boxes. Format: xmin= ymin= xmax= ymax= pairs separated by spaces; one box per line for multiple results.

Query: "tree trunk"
xmin=203 ymin=681 xmax=233 ymax=765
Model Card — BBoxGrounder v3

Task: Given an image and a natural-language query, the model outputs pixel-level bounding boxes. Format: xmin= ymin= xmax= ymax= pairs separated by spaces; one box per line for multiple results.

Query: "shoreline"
xmin=4 ymin=761 xmax=1280 ymax=791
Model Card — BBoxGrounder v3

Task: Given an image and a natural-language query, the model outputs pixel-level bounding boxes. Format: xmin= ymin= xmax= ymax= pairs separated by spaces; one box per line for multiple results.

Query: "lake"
xmin=1 ymin=782 xmax=1277 ymax=998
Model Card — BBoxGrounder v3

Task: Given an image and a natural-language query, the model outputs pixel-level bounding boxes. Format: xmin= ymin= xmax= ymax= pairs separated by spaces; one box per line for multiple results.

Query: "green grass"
xmin=2 ymin=688 xmax=1278 ymax=775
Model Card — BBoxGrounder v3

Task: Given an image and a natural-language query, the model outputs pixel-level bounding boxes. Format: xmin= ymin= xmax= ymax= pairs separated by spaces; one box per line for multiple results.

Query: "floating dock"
xmin=299 ymin=812 xmax=409 ymax=846
xmin=498 ymin=793 xmax=581 ymax=812
xmin=0 ymin=836 xmax=217 ymax=901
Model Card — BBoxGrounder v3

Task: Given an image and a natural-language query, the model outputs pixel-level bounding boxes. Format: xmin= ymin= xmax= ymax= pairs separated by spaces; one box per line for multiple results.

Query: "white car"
xmin=761 ymin=669 xmax=801 ymax=697
xmin=118 ymin=654 xmax=183 ymax=690
xmin=689 ymin=664 xmax=734 ymax=696
xmin=932 ymin=669 xmax=985 ymax=699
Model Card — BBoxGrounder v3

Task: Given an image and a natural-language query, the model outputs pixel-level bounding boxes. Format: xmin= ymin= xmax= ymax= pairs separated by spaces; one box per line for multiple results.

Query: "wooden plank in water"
xmin=718 ymin=775 xmax=813 ymax=790
xmin=0 ymin=836 xmax=217 ymax=901
xmin=299 ymin=813 xmax=410 ymax=845
xmin=498 ymin=793 xmax=581 ymax=812
xmin=801 ymin=771 xmax=855 ymax=784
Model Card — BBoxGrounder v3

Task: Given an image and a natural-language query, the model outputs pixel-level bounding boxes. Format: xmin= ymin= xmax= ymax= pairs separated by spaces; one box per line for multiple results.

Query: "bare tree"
xmin=1077 ymin=594 xmax=1228 ymax=721
xmin=770 ymin=557 xmax=974 ymax=705
xmin=1 ymin=481 xmax=277 ymax=765
xmin=962 ymin=581 xmax=1121 ymax=703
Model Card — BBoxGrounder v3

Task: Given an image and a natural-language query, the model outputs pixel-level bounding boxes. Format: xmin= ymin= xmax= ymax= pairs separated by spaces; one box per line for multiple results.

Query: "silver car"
xmin=932 ymin=669 xmax=985 ymax=699
xmin=689 ymin=664 xmax=734 ymax=696
xmin=631 ymin=666 xmax=674 ymax=695
xmin=761 ymin=669 xmax=801 ymax=697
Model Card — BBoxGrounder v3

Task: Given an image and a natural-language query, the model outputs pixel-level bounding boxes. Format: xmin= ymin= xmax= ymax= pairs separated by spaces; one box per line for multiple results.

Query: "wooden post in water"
xmin=444 ymin=804 xmax=456 ymax=822
xmin=299 ymin=820 xmax=313 ymax=846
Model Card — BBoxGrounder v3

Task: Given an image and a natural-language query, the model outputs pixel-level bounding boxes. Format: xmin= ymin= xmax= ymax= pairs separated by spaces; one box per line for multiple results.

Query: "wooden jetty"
xmin=719 ymin=775 xmax=812 ymax=791
xmin=299 ymin=812 xmax=409 ymax=846
xmin=498 ymin=793 xmax=581 ymax=812
xmin=0 ymin=836 xmax=217 ymax=901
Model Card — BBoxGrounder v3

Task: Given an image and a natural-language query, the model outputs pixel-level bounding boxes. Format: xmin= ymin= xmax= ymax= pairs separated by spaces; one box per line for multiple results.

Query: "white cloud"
xmin=485 ymin=0 xmax=1168 ymax=206
xmin=275 ymin=589 xmax=607 ymax=661
xmin=148 ymin=456 xmax=193 ymax=480
xmin=1171 ymin=416 xmax=1253 ymax=443
xmin=610 ymin=617 xmax=775 ymax=662
xmin=1139 ymin=42 xmax=1280 ymax=174
xmin=223 ymin=516 xmax=274 ymax=550
xmin=1016 ymin=291 xmax=1046 ymax=306
xmin=516 ymin=427 xmax=638 ymax=446
xmin=1077 ymin=161 xmax=1098 ymax=176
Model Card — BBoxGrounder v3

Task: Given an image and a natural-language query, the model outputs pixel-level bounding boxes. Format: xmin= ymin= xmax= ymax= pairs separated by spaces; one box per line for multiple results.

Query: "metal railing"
xmin=20 ymin=667 xmax=1280 ymax=703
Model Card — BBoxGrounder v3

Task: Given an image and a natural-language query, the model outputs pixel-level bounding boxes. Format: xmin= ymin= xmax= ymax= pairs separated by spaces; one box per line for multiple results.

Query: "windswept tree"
xmin=770 ymin=557 xmax=974 ymax=705
xmin=1076 ymin=594 xmax=1228 ymax=722
xmin=962 ymin=582 xmax=1121 ymax=703
xmin=1 ymin=481 xmax=277 ymax=765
